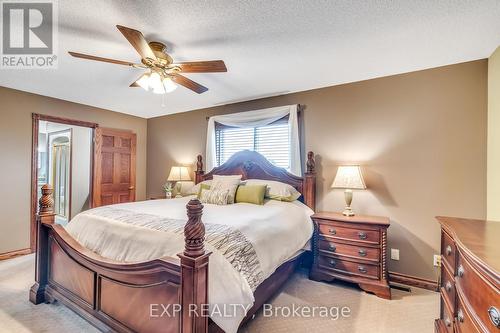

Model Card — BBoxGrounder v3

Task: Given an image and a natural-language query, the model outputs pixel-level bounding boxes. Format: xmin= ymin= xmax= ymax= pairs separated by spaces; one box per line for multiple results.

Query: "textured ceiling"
xmin=1 ymin=0 xmax=499 ymax=118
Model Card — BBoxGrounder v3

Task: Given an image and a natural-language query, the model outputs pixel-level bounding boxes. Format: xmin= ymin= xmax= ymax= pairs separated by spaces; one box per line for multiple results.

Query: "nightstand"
xmin=309 ymin=212 xmax=391 ymax=299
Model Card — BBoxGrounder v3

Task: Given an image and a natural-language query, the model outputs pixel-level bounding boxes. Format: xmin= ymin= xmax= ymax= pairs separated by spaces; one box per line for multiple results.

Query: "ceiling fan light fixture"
xmin=136 ymin=73 xmax=150 ymax=91
xmin=150 ymin=72 xmax=165 ymax=94
xmin=162 ymin=76 xmax=177 ymax=93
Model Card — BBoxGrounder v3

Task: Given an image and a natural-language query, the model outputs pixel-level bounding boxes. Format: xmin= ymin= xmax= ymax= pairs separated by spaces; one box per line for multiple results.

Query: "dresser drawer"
xmin=456 ymin=292 xmax=482 ymax=333
xmin=456 ymin=252 xmax=500 ymax=332
xmin=317 ymin=255 xmax=379 ymax=279
xmin=441 ymin=231 xmax=456 ymax=272
xmin=318 ymin=239 xmax=380 ymax=262
xmin=317 ymin=221 xmax=380 ymax=245
xmin=440 ymin=295 xmax=454 ymax=333
xmin=440 ymin=264 xmax=456 ymax=313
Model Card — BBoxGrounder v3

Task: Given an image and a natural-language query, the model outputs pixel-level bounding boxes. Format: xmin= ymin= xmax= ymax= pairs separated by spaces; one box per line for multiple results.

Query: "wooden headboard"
xmin=194 ymin=150 xmax=316 ymax=211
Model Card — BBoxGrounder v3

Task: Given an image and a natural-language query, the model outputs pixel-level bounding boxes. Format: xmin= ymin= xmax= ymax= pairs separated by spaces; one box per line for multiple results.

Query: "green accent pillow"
xmin=197 ymin=183 xmax=211 ymax=199
xmin=235 ymin=185 xmax=267 ymax=205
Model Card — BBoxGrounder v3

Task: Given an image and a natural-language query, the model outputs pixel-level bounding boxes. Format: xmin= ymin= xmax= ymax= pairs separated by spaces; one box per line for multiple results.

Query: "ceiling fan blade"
xmin=175 ymin=60 xmax=227 ymax=73
xmin=116 ymin=25 xmax=157 ymax=61
xmin=68 ymin=51 xmax=143 ymax=67
xmin=172 ymin=74 xmax=208 ymax=94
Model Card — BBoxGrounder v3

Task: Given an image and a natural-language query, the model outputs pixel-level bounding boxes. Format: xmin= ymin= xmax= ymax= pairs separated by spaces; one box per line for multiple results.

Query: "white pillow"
xmin=245 ymin=179 xmax=301 ymax=202
xmin=211 ymin=175 xmax=242 ymax=204
xmin=188 ymin=180 xmax=212 ymax=195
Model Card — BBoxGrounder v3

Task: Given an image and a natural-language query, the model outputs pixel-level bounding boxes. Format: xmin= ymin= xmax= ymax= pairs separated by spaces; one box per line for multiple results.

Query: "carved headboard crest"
xmin=194 ymin=150 xmax=316 ymax=211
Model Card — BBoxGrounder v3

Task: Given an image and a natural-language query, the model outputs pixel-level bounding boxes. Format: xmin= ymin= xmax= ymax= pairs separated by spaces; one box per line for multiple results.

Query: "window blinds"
xmin=215 ymin=122 xmax=291 ymax=169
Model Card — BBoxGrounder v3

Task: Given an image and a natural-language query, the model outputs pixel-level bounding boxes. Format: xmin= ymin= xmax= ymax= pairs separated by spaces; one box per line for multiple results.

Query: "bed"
xmin=30 ymin=150 xmax=316 ymax=333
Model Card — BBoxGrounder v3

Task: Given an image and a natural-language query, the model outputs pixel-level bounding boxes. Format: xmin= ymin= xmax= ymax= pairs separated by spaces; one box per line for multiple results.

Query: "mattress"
xmin=65 ymin=196 xmax=314 ymax=333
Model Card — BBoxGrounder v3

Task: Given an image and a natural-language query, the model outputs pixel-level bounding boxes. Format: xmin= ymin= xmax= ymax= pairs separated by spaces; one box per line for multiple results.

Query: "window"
xmin=215 ymin=120 xmax=291 ymax=169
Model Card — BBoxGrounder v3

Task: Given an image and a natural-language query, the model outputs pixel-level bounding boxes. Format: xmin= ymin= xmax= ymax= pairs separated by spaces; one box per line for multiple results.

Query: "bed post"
xmin=178 ymin=199 xmax=211 ymax=333
xmin=195 ymin=155 xmax=204 ymax=184
xmin=304 ymin=151 xmax=316 ymax=211
xmin=30 ymin=184 xmax=55 ymax=304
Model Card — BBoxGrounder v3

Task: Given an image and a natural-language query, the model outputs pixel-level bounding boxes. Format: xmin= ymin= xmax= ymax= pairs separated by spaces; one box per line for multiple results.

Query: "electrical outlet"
xmin=391 ymin=248 xmax=400 ymax=260
xmin=433 ymin=254 xmax=441 ymax=267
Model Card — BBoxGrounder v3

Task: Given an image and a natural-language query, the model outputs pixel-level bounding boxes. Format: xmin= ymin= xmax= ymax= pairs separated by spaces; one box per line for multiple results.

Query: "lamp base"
xmin=174 ymin=181 xmax=182 ymax=198
xmin=343 ymin=189 xmax=355 ymax=216
xmin=342 ymin=207 xmax=355 ymax=216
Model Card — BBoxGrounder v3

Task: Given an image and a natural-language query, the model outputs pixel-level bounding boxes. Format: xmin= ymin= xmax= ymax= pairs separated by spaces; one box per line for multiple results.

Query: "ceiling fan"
xmin=68 ymin=25 xmax=227 ymax=94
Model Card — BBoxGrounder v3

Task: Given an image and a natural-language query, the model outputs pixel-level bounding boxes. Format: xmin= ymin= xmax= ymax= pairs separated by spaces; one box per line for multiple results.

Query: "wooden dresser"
xmin=309 ymin=212 xmax=391 ymax=299
xmin=435 ymin=216 xmax=500 ymax=333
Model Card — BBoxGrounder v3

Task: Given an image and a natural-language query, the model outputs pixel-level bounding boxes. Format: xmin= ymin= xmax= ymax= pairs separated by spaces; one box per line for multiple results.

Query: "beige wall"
xmin=147 ymin=60 xmax=488 ymax=280
xmin=0 ymin=87 xmax=147 ymax=254
xmin=488 ymin=47 xmax=500 ymax=220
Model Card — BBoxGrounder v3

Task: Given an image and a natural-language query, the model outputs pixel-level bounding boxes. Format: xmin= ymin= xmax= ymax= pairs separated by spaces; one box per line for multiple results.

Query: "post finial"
xmin=184 ymin=199 xmax=205 ymax=257
xmin=196 ymin=155 xmax=203 ymax=173
xmin=39 ymin=184 xmax=54 ymax=215
xmin=306 ymin=151 xmax=316 ymax=174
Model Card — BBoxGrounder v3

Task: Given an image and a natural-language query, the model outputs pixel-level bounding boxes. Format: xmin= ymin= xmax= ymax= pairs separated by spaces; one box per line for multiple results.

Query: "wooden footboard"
xmin=30 ymin=185 xmax=210 ymax=333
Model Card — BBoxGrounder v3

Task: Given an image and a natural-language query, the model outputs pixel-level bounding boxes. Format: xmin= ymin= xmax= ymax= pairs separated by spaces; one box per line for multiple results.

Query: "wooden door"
xmin=93 ymin=128 xmax=136 ymax=207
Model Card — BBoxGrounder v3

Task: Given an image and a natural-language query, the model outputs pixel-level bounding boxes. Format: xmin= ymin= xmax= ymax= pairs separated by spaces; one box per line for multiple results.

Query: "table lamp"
xmin=167 ymin=166 xmax=191 ymax=198
xmin=331 ymin=165 xmax=366 ymax=216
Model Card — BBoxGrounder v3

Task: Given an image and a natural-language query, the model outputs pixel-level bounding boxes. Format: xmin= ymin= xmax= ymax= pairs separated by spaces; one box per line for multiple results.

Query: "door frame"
xmin=31 ymin=113 xmax=98 ymax=252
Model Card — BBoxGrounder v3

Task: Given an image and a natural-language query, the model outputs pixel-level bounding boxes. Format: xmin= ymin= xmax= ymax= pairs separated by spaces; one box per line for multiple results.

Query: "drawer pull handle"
xmin=329 ymin=228 xmax=336 ymax=235
xmin=358 ymin=249 xmax=367 ymax=257
xmin=457 ymin=265 xmax=465 ymax=278
xmin=328 ymin=243 xmax=336 ymax=251
xmin=444 ymin=317 xmax=452 ymax=327
xmin=329 ymin=259 xmax=336 ymax=267
xmin=457 ymin=309 xmax=464 ymax=323
xmin=445 ymin=281 xmax=452 ymax=292
xmin=358 ymin=266 xmax=367 ymax=274
xmin=445 ymin=245 xmax=452 ymax=256
xmin=358 ymin=232 xmax=367 ymax=240
xmin=488 ymin=306 xmax=500 ymax=328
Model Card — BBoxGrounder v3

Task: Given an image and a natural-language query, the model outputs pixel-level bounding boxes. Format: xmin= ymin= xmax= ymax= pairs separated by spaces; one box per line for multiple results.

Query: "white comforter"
xmin=65 ymin=196 xmax=314 ymax=333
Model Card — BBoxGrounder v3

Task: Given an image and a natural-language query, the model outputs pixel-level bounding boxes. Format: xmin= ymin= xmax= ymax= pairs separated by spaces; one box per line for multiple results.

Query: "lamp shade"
xmin=167 ymin=166 xmax=191 ymax=182
xmin=331 ymin=165 xmax=366 ymax=189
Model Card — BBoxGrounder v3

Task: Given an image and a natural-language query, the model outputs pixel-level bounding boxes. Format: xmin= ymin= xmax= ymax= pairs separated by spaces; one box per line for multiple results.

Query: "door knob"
xmin=128 ymin=186 xmax=135 ymax=190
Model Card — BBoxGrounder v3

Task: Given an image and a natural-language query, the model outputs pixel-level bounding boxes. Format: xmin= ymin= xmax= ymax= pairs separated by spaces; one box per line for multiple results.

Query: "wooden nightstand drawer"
xmin=456 ymin=291 xmax=482 ymax=333
xmin=317 ymin=221 xmax=380 ymax=245
xmin=440 ymin=264 xmax=456 ymax=314
xmin=318 ymin=239 xmax=379 ymax=262
xmin=441 ymin=230 xmax=456 ymax=272
xmin=317 ymin=255 xmax=379 ymax=279
xmin=440 ymin=295 xmax=454 ymax=333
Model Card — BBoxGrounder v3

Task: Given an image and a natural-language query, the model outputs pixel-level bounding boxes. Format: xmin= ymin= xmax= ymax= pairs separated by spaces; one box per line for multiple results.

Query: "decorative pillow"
xmin=235 ymin=185 xmax=267 ymax=205
xmin=199 ymin=188 xmax=229 ymax=205
xmin=244 ymin=179 xmax=301 ymax=202
xmin=210 ymin=175 xmax=242 ymax=204
xmin=189 ymin=180 xmax=212 ymax=195
xmin=197 ymin=183 xmax=211 ymax=199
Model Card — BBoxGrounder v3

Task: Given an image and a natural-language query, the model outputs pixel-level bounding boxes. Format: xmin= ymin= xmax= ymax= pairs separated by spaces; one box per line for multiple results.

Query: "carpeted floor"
xmin=0 ymin=255 xmax=438 ymax=333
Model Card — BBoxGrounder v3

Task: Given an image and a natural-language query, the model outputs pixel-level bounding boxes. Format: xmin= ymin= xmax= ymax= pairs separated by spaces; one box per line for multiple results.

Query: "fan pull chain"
xmin=161 ymin=93 xmax=166 ymax=107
